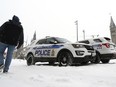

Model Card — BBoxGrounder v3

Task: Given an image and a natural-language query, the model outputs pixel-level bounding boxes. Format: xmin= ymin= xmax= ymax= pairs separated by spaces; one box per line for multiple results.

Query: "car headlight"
xmin=72 ymin=44 xmax=84 ymax=48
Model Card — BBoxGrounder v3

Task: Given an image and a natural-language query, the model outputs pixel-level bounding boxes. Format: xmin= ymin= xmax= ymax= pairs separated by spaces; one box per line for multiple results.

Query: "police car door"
xmin=41 ymin=38 xmax=57 ymax=58
xmin=34 ymin=39 xmax=48 ymax=58
xmin=35 ymin=38 xmax=55 ymax=58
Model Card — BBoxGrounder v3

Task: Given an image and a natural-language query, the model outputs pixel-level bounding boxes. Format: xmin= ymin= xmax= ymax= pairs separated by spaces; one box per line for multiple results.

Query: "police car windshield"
xmin=55 ymin=37 xmax=71 ymax=43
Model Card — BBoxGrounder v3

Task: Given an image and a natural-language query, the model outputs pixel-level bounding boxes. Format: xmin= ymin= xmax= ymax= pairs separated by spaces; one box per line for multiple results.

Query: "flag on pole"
xmin=31 ymin=31 xmax=36 ymax=42
xmin=33 ymin=31 xmax=36 ymax=40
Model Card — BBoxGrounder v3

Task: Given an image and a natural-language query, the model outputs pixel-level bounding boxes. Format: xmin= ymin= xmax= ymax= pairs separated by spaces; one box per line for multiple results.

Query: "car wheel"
xmin=101 ymin=59 xmax=110 ymax=63
xmin=58 ymin=51 xmax=73 ymax=66
xmin=90 ymin=56 xmax=96 ymax=63
xmin=27 ymin=54 xmax=35 ymax=66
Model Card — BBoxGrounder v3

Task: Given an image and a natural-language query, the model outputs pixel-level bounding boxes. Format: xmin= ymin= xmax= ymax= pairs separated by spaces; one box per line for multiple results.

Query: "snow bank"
xmin=0 ymin=59 xmax=116 ymax=87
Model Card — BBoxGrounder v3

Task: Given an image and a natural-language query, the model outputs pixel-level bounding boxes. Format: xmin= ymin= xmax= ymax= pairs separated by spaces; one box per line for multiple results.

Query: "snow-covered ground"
xmin=0 ymin=59 xmax=116 ymax=87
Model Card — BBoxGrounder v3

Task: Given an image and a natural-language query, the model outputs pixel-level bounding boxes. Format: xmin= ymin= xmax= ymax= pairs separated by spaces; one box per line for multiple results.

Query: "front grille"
xmin=88 ymin=50 xmax=94 ymax=53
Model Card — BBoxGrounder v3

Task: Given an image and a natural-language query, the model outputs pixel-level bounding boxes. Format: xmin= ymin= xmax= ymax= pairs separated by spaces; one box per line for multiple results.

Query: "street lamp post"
xmin=75 ymin=20 xmax=78 ymax=42
xmin=91 ymin=34 xmax=99 ymax=38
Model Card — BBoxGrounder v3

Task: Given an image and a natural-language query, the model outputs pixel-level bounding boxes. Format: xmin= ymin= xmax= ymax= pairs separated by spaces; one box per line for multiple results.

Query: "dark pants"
xmin=0 ymin=42 xmax=15 ymax=71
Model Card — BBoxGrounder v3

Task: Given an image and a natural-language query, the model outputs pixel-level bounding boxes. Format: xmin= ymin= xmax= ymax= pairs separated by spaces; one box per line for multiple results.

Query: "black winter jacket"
xmin=0 ymin=20 xmax=24 ymax=48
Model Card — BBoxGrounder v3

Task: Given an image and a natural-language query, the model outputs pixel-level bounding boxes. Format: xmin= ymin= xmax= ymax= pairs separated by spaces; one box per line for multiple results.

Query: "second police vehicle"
xmin=24 ymin=37 xmax=96 ymax=66
xmin=79 ymin=37 xmax=116 ymax=63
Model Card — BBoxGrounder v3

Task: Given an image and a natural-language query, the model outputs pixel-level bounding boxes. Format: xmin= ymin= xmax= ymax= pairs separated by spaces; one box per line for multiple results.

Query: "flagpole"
xmin=75 ymin=20 xmax=78 ymax=42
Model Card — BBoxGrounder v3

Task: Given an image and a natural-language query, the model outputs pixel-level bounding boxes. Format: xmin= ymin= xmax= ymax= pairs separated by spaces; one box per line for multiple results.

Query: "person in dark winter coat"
xmin=0 ymin=15 xmax=24 ymax=73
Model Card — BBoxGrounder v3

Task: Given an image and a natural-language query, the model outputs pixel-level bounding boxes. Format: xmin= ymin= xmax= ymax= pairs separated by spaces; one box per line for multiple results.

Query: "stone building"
xmin=110 ymin=16 xmax=116 ymax=44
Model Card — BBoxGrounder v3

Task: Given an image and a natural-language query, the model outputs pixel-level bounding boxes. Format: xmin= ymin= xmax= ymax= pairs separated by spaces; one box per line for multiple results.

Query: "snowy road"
xmin=0 ymin=59 xmax=116 ymax=87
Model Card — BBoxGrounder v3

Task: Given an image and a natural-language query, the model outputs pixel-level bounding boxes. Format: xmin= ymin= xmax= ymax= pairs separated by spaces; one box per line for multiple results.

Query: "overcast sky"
xmin=0 ymin=0 xmax=116 ymax=44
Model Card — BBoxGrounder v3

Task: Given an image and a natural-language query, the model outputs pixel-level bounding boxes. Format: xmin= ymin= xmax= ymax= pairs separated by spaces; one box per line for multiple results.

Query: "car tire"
xmin=58 ymin=51 xmax=73 ymax=66
xmin=101 ymin=59 xmax=110 ymax=63
xmin=90 ymin=56 xmax=96 ymax=63
xmin=27 ymin=54 xmax=35 ymax=66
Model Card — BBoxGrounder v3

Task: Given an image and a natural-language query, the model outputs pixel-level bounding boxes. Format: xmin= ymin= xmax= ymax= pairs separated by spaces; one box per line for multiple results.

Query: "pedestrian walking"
xmin=0 ymin=15 xmax=24 ymax=73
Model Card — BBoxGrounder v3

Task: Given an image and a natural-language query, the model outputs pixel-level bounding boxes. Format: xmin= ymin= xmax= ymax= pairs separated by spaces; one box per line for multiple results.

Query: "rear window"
xmin=79 ymin=40 xmax=90 ymax=44
xmin=36 ymin=39 xmax=46 ymax=44
xmin=100 ymin=37 xmax=111 ymax=42
xmin=104 ymin=37 xmax=111 ymax=42
xmin=93 ymin=39 xmax=102 ymax=43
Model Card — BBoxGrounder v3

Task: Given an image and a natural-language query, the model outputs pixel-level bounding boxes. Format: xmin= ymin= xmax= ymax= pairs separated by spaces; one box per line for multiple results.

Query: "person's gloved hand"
xmin=17 ymin=45 xmax=21 ymax=49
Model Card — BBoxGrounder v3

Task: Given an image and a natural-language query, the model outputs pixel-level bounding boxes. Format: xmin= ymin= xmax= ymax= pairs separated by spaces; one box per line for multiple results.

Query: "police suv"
xmin=24 ymin=37 xmax=96 ymax=66
xmin=79 ymin=37 xmax=116 ymax=63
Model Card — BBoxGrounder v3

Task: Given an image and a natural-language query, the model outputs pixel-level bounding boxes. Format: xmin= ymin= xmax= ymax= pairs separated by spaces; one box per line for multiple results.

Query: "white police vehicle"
xmin=79 ymin=37 xmax=116 ymax=63
xmin=25 ymin=37 xmax=96 ymax=66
